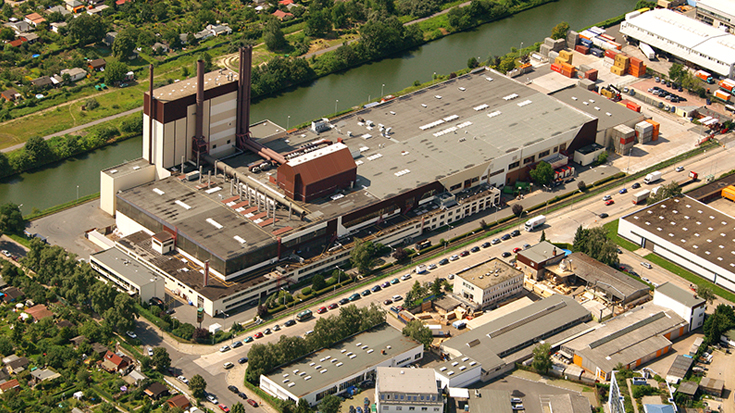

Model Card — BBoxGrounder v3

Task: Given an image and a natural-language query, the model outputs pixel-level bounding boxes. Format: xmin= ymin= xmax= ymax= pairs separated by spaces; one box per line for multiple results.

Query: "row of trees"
xmin=572 ymin=225 xmax=619 ymax=267
xmin=246 ymin=304 xmax=385 ymax=383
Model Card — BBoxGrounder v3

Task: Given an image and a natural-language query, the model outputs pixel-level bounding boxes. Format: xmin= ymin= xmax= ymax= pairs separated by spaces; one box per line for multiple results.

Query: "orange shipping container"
xmin=561 ymin=63 xmax=575 ymax=72
xmin=551 ymin=63 xmax=561 ymax=73
xmin=627 ymin=102 xmax=641 ymax=112
xmin=604 ymin=49 xmax=618 ymax=59
xmin=714 ymin=89 xmax=731 ymax=101
xmin=722 ymin=185 xmax=735 ymax=202
xmin=585 ymin=69 xmax=598 ymax=81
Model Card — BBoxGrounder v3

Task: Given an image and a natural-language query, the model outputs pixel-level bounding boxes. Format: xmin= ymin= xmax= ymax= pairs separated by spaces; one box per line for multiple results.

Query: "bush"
xmin=85 ymin=98 xmax=99 ymax=110
xmin=301 ymin=287 xmax=312 ymax=296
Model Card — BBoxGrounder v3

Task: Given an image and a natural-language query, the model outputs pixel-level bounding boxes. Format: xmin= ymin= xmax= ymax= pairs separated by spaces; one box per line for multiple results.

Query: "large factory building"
xmin=96 ymin=47 xmax=599 ymax=315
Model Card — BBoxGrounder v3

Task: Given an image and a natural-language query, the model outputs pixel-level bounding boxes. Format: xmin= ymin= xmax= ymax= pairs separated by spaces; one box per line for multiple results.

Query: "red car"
xmin=219 ymin=404 xmax=230 ymax=413
xmin=248 ymin=399 xmax=259 ymax=407
xmin=512 ymin=247 xmax=522 ymax=253
xmin=254 ymin=332 xmax=264 ymax=339
xmin=459 ymin=250 xmax=470 ymax=257
xmin=605 ymin=199 xmax=615 ymax=206
xmin=327 ymin=303 xmax=339 ymax=310
xmin=316 ymin=306 xmax=327 ymax=314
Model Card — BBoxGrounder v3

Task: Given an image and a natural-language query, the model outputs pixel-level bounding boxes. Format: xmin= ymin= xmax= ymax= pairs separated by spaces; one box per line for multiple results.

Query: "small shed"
xmin=676 ymin=381 xmax=698 ymax=397
xmin=144 ymin=382 xmax=169 ymax=400
xmin=87 ymin=58 xmax=106 ymax=71
xmin=700 ymin=377 xmax=724 ymax=396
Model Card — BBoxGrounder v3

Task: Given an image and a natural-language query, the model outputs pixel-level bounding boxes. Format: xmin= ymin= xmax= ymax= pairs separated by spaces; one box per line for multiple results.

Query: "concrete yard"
xmin=702 ymin=346 xmax=735 ymax=413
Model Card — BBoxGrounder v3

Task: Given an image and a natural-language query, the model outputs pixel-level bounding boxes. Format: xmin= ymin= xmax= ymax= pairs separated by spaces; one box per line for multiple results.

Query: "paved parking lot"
xmin=478 ymin=372 xmax=599 ymax=413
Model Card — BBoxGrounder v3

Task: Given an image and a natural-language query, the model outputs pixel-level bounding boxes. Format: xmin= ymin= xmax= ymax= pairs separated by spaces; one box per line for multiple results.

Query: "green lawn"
xmin=602 ymin=219 xmax=640 ymax=252
xmin=643 ymin=253 xmax=735 ymax=304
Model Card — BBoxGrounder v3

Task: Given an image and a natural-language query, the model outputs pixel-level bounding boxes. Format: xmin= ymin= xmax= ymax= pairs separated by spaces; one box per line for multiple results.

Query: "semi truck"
xmin=632 ymin=189 xmax=651 ymax=204
xmin=644 ymin=171 xmax=662 ymax=184
xmin=639 ymin=43 xmax=655 ymax=60
xmin=524 ymin=215 xmax=546 ymax=231
xmin=695 ymin=70 xmax=715 ymax=84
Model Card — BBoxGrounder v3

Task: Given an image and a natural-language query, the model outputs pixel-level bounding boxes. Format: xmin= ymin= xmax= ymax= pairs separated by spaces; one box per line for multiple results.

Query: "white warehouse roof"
xmin=620 ymin=9 xmax=735 ymax=78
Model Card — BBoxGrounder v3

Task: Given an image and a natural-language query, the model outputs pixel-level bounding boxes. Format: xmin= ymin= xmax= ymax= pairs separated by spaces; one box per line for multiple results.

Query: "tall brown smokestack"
xmin=204 ymin=260 xmax=209 ymax=287
xmin=236 ymin=46 xmax=253 ymax=149
xmin=148 ymin=64 xmax=155 ymax=164
xmin=196 ymin=60 xmax=205 ymax=139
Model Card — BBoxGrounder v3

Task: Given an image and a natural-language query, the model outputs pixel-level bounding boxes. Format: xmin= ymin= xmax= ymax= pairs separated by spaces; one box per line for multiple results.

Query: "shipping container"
xmin=627 ymin=102 xmax=641 ymax=112
xmin=695 ymin=70 xmax=714 ymax=84
xmin=550 ymin=63 xmax=561 ymax=73
xmin=580 ymin=38 xmax=593 ymax=47
xmin=589 ymin=26 xmax=605 ymax=35
xmin=600 ymin=33 xmax=615 ymax=42
xmin=714 ymin=89 xmax=731 ymax=102
xmin=585 ymin=69 xmax=598 ymax=81
xmin=604 ymin=49 xmax=619 ymax=59
xmin=639 ymin=43 xmax=655 ymax=59
xmin=575 ymin=45 xmax=589 ymax=54
xmin=590 ymin=48 xmax=604 ymax=57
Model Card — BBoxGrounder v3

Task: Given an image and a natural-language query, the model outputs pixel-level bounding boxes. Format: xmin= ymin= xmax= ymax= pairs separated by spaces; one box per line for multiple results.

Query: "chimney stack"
xmin=236 ymin=46 xmax=253 ymax=149
xmin=195 ymin=60 xmax=205 ymax=140
xmin=204 ymin=260 xmax=209 ymax=287
xmin=147 ymin=64 xmax=155 ymax=164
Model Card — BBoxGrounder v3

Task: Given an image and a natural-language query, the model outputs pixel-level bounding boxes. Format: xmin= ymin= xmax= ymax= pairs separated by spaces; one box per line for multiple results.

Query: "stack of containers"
xmin=627 ymin=56 xmax=646 ymax=78
xmin=611 ymin=53 xmax=629 ymax=76
xmin=555 ymin=50 xmax=573 ymax=66
xmin=644 ymin=119 xmax=660 ymax=141
xmin=613 ymin=124 xmax=636 ymax=154
xmin=549 ymin=50 xmax=559 ymax=61
xmin=550 ymin=63 xmax=561 ymax=73
xmin=560 ymin=63 xmax=576 ymax=78
xmin=604 ymin=49 xmax=618 ymax=66
xmin=635 ymin=120 xmax=654 ymax=143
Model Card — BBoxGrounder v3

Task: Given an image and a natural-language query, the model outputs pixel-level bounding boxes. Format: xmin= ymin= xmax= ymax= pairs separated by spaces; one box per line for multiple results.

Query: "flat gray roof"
xmin=468 ymin=389 xmax=512 ymax=413
xmin=565 ymin=303 xmax=687 ymax=374
xmin=456 ymin=258 xmax=522 ymax=290
xmin=433 ymin=355 xmax=480 ymax=378
xmin=667 ymin=354 xmax=694 ymax=379
xmin=655 ymin=282 xmax=705 ymax=308
xmin=621 ymin=195 xmax=735 ymax=273
xmin=264 ymin=324 xmax=422 ymax=399
xmin=102 ymin=157 xmax=153 ymax=179
xmin=442 ymin=295 xmax=591 ymax=365
xmin=517 ymin=241 xmax=564 ymax=264
xmin=152 ymin=68 xmax=238 ymax=102
xmin=550 ymin=86 xmax=644 ymax=132
xmin=542 ymin=394 xmax=592 ymax=413
xmin=377 ymin=367 xmax=438 ymax=394
xmin=91 ymin=247 xmax=158 ymax=287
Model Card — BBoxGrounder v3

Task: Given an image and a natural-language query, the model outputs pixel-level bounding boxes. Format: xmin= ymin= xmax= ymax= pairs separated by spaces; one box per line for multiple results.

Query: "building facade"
xmin=696 ymin=0 xmax=735 ymax=34
xmin=653 ymin=282 xmax=706 ymax=330
xmin=453 ymin=258 xmax=523 ymax=310
xmin=375 ymin=368 xmax=443 ymax=413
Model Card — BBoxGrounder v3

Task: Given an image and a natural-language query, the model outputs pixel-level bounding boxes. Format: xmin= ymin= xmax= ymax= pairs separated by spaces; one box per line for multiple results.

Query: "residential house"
xmin=24 ymin=13 xmax=46 ymax=27
xmin=46 ymin=5 xmax=71 ymax=16
xmin=272 ymin=9 xmax=294 ymax=21
xmin=30 ymin=368 xmax=62 ymax=385
xmin=50 ymin=22 xmax=67 ymax=33
xmin=167 ymin=394 xmax=191 ymax=410
xmin=19 ymin=32 xmax=39 ymax=43
xmin=64 ymin=0 xmax=86 ymax=13
xmin=278 ymin=0 xmax=293 ymax=4
xmin=4 ymin=355 xmax=30 ymax=374
xmin=193 ymin=28 xmax=213 ymax=41
xmin=0 ymin=367 xmax=10 ymax=382
xmin=26 ymin=304 xmax=54 ymax=321
xmin=144 ymin=382 xmax=169 ymax=400
xmin=115 ymin=0 xmax=133 ymax=5
xmin=61 ymin=67 xmax=87 ymax=82
xmin=104 ymin=32 xmax=117 ymax=46
xmin=0 ymin=379 xmax=19 ymax=394
xmin=100 ymin=350 xmax=132 ymax=374
xmin=7 ymin=39 xmax=25 ymax=48
xmin=70 ymin=335 xmax=88 ymax=348
xmin=31 ymin=76 xmax=53 ymax=89
xmin=4 ymin=21 xmax=31 ymax=34
xmin=152 ymin=42 xmax=169 ymax=54
xmin=123 ymin=370 xmax=146 ymax=386
xmin=86 ymin=5 xmax=110 ymax=15
xmin=1 ymin=287 xmax=22 ymax=303
xmin=1 ymin=89 xmax=21 ymax=102
xmin=91 ymin=342 xmax=108 ymax=357
xmin=208 ymin=23 xmax=232 ymax=36
xmin=88 ymin=58 xmax=106 ymax=71
xmin=56 ymin=320 xmax=74 ymax=329
xmin=178 ymin=33 xmax=188 ymax=44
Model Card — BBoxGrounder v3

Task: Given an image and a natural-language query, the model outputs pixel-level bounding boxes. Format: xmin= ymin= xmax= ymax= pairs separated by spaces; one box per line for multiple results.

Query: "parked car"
xmin=460 ymin=250 xmax=470 ymax=257
xmin=207 ymin=394 xmax=218 ymax=404
xmin=502 ymin=252 xmax=512 ymax=258
xmin=147 ymin=347 xmax=153 ymax=356
xmin=492 ymin=238 xmax=501 ymax=244
xmin=232 ymin=341 xmax=243 ymax=348
xmin=381 ymin=281 xmax=391 ymax=288
xmin=602 ymin=195 xmax=612 ymax=201
xmin=238 ymin=392 xmax=248 ymax=400
xmin=273 ymin=324 xmax=281 ymax=331
xmin=317 ymin=306 xmax=327 ymax=314
xmin=254 ymin=332 xmax=264 ymax=339
xmin=392 ymin=295 xmax=403 ymax=302
xmin=401 ymin=273 xmax=412 ymax=280
xmin=371 ymin=285 xmax=382 ymax=292
xmin=361 ymin=289 xmax=371 ymax=296
xmin=284 ymin=319 xmax=296 ymax=327
xmin=248 ymin=399 xmax=259 ymax=407
xmin=391 ymin=278 xmax=400 ymax=284
xmin=428 ymin=263 xmax=437 ymax=270
xmin=224 ymin=362 xmax=234 ymax=369
xmin=228 ymin=385 xmax=239 ymax=393
xmin=501 ymin=234 xmax=511 ymax=241
xmin=619 ymin=188 xmax=627 ymax=194
xmin=349 ymin=293 xmax=361 ymax=301
xmin=328 ymin=303 xmax=339 ymax=310
xmin=640 ymin=262 xmax=652 ymax=269
xmin=632 ymin=182 xmax=641 ymax=189
xmin=126 ymin=331 xmax=137 ymax=339
xmin=264 ymin=328 xmax=271 ymax=335
xmin=448 ymin=273 xmax=455 ymax=280
xmin=383 ymin=299 xmax=393 ymax=305
xmin=481 ymin=242 xmax=491 ymax=248
xmin=522 ymin=243 xmax=531 ymax=249
xmin=219 ymin=404 xmax=230 ymax=412
xmin=439 ymin=258 xmax=450 ymax=265
xmin=177 ymin=375 xmax=188 ymax=384
xmin=599 ymin=213 xmax=609 ymax=218
xmin=339 ymin=298 xmax=350 ymax=305
xmin=470 ymin=246 xmax=480 ymax=253
xmin=605 ymin=199 xmax=614 ymax=206
xmin=219 ymin=345 xmax=231 ymax=352
xmin=511 ymin=229 xmax=521 ymax=237
xmin=238 ymin=357 xmax=248 ymax=364
xmin=449 ymin=255 xmax=459 ymax=261
xmin=244 ymin=336 xmax=254 ymax=342
xmin=512 ymin=247 xmax=522 ymax=253
xmin=675 ymin=166 xmax=684 ymax=172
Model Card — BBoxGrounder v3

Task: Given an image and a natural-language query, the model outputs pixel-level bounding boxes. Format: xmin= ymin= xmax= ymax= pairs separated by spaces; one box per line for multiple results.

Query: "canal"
xmin=0 ymin=0 xmax=636 ymax=214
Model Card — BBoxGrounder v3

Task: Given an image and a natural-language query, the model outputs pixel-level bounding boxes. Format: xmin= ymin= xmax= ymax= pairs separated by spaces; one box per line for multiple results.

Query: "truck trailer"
xmin=524 ymin=215 xmax=546 ymax=231
xmin=632 ymin=189 xmax=651 ymax=204
xmin=639 ymin=43 xmax=655 ymax=60
xmin=644 ymin=171 xmax=662 ymax=184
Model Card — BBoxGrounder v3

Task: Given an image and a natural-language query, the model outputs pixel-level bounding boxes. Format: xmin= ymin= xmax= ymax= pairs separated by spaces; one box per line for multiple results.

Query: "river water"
xmin=0 ymin=0 xmax=636 ymax=214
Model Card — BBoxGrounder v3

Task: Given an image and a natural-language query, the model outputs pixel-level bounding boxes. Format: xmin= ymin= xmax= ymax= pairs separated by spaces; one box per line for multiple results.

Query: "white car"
xmin=125 ymin=331 xmax=137 ymax=339
xmin=449 ymin=255 xmax=459 ymax=261
xmin=428 ymin=263 xmax=437 ymax=270
xmin=223 ymin=362 xmax=234 ymax=369
xmin=602 ymin=195 xmax=612 ymax=201
xmin=207 ymin=394 xmax=218 ymax=404
xmin=675 ymin=166 xmax=684 ymax=172
xmin=177 ymin=375 xmax=188 ymax=385
xmin=219 ymin=345 xmax=231 ymax=353
xmin=400 ymin=274 xmax=411 ymax=281
xmin=147 ymin=347 xmax=153 ymax=356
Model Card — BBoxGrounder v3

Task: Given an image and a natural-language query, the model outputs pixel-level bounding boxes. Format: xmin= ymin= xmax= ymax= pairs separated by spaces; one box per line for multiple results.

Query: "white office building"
xmin=620 ymin=8 xmax=735 ymax=78
xmin=453 ymin=258 xmax=524 ymax=310
xmin=653 ymin=282 xmax=706 ymax=330
xmin=696 ymin=0 xmax=735 ymax=34
xmin=375 ymin=368 xmax=443 ymax=413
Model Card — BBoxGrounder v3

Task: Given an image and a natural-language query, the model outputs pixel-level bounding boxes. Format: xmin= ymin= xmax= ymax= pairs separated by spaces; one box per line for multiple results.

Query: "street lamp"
xmin=287 ymin=115 xmax=290 ymax=130
xmin=76 ymin=185 xmax=79 ymax=200
xmin=381 ymin=83 xmax=385 ymax=98
xmin=519 ymin=42 xmax=524 ymax=59
xmin=334 ymin=266 xmax=342 ymax=293
xmin=335 ymin=99 xmax=339 ymax=113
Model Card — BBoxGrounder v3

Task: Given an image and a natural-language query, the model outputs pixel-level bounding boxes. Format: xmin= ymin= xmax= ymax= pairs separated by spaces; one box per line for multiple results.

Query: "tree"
xmin=512 ymin=203 xmax=523 ymax=217
xmin=597 ymin=151 xmax=608 ymax=165
xmin=189 ymin=374 xmax=207 ymax=399
xmin=532 ymin=342 xmax=552 ymax=373
xmin=402 ymin=319 xmax=433 ymax=349
xmin=24 ymin=136 xmax=53 ymax=166
xmin=539 ymin=230 xmax=546 ymax=242
xmin=392 ymin=247 xmax=409 ymax=262
xmin=572 ymin=226 xmax=619 ymax=267
xmin=350 ymin=239 xmax=377 ymax=274
xmin=151 ymin=347 xmax=171 ymax=371
xmin=264 ymin=17 xmax=287 ymax=51
xmin=0 ymin=27 xmax=14 ymax=41
xmin=306 ymin=9 xmax=332 ymax=37
xmin=551 ymin=21 xmax=570 ymax=40
xmin=112 ymin=28 xmax=137 ymax=59
xmin=529 ymin=161 xmax=554 ymax=186
xmin=320 ymin=394 xmax=342 ymax=413
xmin=103 ymin=293 xmax=139 ymax=332
xmin=311 ymin=274 xmax=326 ymax=291
xmin=67 ymin=14 xmax=106 ymax=45
xmin=430 ymin=279 xmax=442 ymax=297
xmin=669 ymin=63 xmax=685 ymax=84
xmin=697 ymin=285 xmax=716 ymax=304
xmin=467 ymin=56 xmax=479 ymax=69
xmin=577 ymin=180 xmax=586 ymax=191
xmin=0 ymin=336 xmax=13 ymax=356
xmin=0 ymin=203 xmax=24 ymax=235
xmin=647 ymin=182 xmax=682 ymax=205
xmin=104 ymin=61 xmax=130 ymax=85
xmin=231 ymin=403 xmax=247 ymax=413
